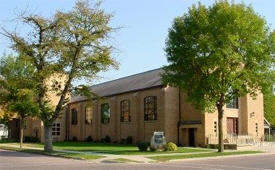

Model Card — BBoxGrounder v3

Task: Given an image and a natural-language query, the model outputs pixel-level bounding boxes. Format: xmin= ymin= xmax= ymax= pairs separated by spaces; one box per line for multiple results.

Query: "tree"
xmin=163 ymin=0 xmax=275 ymax=152
xmin=263 ymin=85 xmax=275 ymax=126
xmin=0 ymin=55 xmax=39 ymax=148
xmin=1 ymin=0 xmax=118 ymax=152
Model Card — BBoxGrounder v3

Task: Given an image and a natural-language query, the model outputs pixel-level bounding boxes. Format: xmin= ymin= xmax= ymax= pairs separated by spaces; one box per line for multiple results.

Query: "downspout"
xmin=177 ymin=88 xmax=182 ymax=145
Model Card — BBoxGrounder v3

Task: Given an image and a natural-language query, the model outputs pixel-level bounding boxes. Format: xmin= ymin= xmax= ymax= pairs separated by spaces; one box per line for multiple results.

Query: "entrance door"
xmin=189 ymin=128 xmax=195 ymax=147
xmin=227 ymin=118 xmax=238 ymax=134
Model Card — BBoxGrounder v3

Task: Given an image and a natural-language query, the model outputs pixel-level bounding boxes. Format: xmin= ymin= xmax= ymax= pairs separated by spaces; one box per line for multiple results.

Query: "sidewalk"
xmin=0 ymin=143 xmax=214 ymax=163
xmin=237 ymin=142 xmax=275 ymax=153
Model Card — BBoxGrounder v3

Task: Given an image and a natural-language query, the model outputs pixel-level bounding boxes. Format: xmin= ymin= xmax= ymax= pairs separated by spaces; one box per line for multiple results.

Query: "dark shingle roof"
xmin=70 ymin=68 xmax=164 ymax=103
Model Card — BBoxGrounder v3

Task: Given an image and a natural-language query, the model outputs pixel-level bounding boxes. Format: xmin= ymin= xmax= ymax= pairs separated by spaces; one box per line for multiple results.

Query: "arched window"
xmin=120 ymin=100 xmax=131 ymax=122
xmin=85 ymin=107 xmax=92 ymax=124
xmin=101 ymin=103 xmax=110 ymax=124
xmin=71 ymin=108 xmax=78 ymax=125
xmin=144 ymin=96 xmax=157 ymax=121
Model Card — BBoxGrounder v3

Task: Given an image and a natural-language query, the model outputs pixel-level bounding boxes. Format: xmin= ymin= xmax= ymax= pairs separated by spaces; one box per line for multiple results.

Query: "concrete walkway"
xmin=0 ymin=144 xmax=215 ymax=163
xmin=237 ymin=142 xmax=275 ymax=153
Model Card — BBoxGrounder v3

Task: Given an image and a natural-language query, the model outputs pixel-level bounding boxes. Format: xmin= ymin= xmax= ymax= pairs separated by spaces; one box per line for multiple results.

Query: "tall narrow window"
xmin=101 ymin=103 xmax=110 ymax=124
xmin=85 ymin=107 xmax=92 ymax=124
xmin=144 ymin=96 xmax=157 ymax=121
xmin=71 ymin=108 xmax=78 ymax=125
xmin=226 ymin=97 xmax=238 ymax=109
xmin=121 ymin=100 xmax=131 ymax=122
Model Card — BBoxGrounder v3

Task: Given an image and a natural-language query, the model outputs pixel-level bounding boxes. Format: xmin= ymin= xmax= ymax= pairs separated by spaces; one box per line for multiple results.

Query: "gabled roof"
xmin=70 ymin=68 xmax=164 ymax=103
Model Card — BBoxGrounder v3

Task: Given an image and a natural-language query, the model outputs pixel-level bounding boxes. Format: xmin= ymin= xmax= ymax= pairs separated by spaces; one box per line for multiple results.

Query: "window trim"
xmin=120 ymin=100 xmax=131 ymax=122
xmin=144 ymin=96 xmax=157 ymax=121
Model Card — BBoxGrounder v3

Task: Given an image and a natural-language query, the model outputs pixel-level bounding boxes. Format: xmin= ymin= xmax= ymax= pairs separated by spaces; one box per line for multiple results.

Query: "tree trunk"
xmin=19 ymin=118 xmax=23 ymax=149
xmin=43 ymin=125 xmax=53 ymax=152
xmin=217 ymin=104 xmax=224 ymax=153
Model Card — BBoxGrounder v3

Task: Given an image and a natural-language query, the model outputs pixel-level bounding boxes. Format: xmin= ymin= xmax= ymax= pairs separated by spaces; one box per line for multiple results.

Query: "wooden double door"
xmin=227 ymin=118 xmax=238 ymax=134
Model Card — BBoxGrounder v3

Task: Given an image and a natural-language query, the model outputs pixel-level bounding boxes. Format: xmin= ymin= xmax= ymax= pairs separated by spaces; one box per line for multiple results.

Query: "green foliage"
xmin=72 ymin=136 xmax=78 ymax=142
xmin=263 ymin=87 xmax=275 ymax=126
xmin=204 ymin=144 xmax=219 ymax=149
xmin=165 ymin=142 xmax=177 ymax=151
xmin=163 ymin=0 xmax=275 ymax=153
xmin=163 ymin=0 xmax=275 ymax=113
xmin=1 ymin=0 xmax=119 ymax=152
xmin=0 ymin=55 xmax=39 ymax=120
xmin=137 ymin=142 xmax=149 ymax=152
xmin=149 ymin=146 xmax=157 ymax=152
xmin=85 ymin=135 xmax=93 ymax=142
xmin=24 ymin=136 xmax=40 ymax=143
xmin=126 ymin=136 xmax=133 ymax=144
xmin=104 ymin=135 xmax=111 ymax=143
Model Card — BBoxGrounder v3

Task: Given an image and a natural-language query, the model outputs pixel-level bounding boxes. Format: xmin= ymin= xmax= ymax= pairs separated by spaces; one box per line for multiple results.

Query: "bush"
xmin=149 ymin=146 xmax=157 ymax=152
xmin=72 ymin=136 xmax=78 ymax=142
xmin=204 ymin=144 xmax=219 ymax=149
xmin=137 ymin=142 xmax=149 ymax=151
xmin=85 ymin=135 xmax=93 ymax=142
xmin=126 ymin=136 xmax=133 ymax=144
xmin=165 ymin=142 xmax=177 ymax=151
xmin=120 ymin=139 xmax=126 ymax=144
xmin=104 ymin=135 xmax=111 ymax=143
xmin=100 ymin=138 xmax=105 ymax=143
xmin=24 ymin=136 xmax=39 ymax=143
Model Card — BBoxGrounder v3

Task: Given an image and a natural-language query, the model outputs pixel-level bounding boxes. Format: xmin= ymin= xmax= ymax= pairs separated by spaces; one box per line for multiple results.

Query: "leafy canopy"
xmin=1 ymin=0 xmax=118 ymax=124
xmin=0 ymin=55 xmax=39 ymax=120
xmin=163 ymin=0 xmax=275 ymax=112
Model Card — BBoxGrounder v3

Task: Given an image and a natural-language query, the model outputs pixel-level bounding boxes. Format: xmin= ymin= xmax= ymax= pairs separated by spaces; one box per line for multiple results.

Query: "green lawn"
xmin=0 ymin=142 xmax=264 ymax=162
xmin=0 ymin=145 xmax=104 ymax=160
xmin=148 ymin=151 xmax=263 ymax=162
xmin=0 ymin=142 xmax=214 ymax=155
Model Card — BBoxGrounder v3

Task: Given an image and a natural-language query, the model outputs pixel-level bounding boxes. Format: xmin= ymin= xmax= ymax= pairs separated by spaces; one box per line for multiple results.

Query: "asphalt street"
xmin=1 ymin=149 xmax=275 ymax=170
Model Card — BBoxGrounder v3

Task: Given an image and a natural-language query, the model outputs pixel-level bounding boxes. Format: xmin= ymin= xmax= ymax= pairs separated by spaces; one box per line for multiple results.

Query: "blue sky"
xmin=0 ymin=0 xmax=275 ymax=85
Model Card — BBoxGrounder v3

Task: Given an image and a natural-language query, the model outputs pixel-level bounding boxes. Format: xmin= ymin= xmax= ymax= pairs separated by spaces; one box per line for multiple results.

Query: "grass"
xmin=148 ymin=151 xmax=263 ymax=162
xmin=0 ymin=142 xmax=264 ymax=162
xmin=0 ymin=142 xmax=214 ymax=155
xmin=0 ymin=145 xmax=104 ymax=160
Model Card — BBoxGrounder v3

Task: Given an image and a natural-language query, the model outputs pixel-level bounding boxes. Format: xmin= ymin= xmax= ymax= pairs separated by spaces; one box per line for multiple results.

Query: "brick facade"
xmin=13 ymin=69 xmax=264 ymax=146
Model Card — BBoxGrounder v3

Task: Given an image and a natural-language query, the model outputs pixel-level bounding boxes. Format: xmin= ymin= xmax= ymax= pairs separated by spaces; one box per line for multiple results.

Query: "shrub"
xmin=100 ymin=138 xmax=105 ymax=143
xmin=72 ymin=136 xmax=78 ymax=142
xmin=137 ymin=142 xmax=148 ymax=151
xmin=24 ymin=136 xmax=39 ymax=143
xmin=104 ymin=135 xmax=111 ymax=143
xmin=24 ymin=136 xmax=31 ymax=142
xmin=204 ymin=144 xmax=219 ymax=149
xmin=126 ymin=136 xmax=133 ymax=144
xmin=165 ymin=142 xmax=177 ymax=151
xmin=85 ymin=135 xmax=93 ymax=142
xmin=149 ymin=146 xmax=157 ymax=152
xmin=120 ymin=139 xmax=126 ymax=144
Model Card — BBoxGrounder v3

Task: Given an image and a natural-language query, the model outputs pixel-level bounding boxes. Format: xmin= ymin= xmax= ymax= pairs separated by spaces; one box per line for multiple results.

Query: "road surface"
xmin=0 ymin=149 xmax=274 ymax=170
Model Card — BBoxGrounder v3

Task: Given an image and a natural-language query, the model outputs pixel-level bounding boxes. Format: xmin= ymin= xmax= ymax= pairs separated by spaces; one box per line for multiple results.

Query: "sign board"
xmin=153 ymin=131 xmax=164 ymax=145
